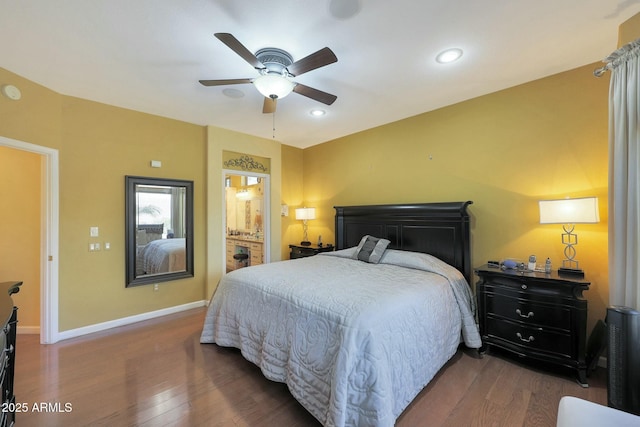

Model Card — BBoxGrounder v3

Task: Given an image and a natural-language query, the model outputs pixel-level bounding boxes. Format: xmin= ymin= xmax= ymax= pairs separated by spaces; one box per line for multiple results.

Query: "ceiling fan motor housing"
xmin=255 ymin=48 xmax=294 ymax=76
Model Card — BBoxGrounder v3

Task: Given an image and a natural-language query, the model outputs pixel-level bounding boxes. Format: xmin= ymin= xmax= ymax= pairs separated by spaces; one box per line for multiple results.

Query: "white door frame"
xmin=221 ymin=169 xmax=270 ymax=270
xmin=0 ymin=136 xmax=59 ymax=344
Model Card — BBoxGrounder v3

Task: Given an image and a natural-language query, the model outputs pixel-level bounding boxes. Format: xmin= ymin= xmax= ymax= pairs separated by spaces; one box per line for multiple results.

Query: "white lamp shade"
xmin=295 ymin=207 xmax=316 ymax=221
xmin=253 ymin=74 xmax=295 ymax=99
xmin=539 ymin=197 xmax=600 ymax=224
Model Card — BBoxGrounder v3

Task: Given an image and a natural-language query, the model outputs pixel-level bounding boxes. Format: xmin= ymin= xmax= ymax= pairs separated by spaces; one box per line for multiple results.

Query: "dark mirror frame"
xmin=125 ymin=176 xmax=194 ymax=287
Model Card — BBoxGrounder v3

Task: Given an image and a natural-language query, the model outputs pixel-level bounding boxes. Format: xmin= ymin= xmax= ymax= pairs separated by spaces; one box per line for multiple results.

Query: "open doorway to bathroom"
xmin=223 ymin=172 xmax=270 ymax=273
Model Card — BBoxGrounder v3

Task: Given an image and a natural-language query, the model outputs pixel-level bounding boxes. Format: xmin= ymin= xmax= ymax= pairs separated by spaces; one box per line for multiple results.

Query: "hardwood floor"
xmin=14 ymin=308 xmax=607 ymax=426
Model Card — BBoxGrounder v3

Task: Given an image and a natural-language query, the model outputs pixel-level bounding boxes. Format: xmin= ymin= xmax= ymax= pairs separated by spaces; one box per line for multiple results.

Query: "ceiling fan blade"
xmin=293 ymin=84 xmax=337 ymax=105
xmin=199 ymin=78 xmax=252 ymax=86
xmin=287 ymin=47 xmax=337 ymax=77
xmin=214 ymin=33 xmax=265 ymax=70
xmin=263 ymin=97 xmax=277 ymax=114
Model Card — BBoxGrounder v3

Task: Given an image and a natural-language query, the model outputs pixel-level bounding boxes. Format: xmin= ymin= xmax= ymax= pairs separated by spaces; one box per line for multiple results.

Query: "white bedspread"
xmin=200 ymin=248 xmax=481 ymax=427
xmin=140 ymin=237 xmax=186 ymax=274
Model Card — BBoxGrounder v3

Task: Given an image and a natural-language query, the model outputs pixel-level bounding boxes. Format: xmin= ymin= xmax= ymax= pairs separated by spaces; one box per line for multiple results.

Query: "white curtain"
xmin=608 ymin=39 xmax=640 ymax=310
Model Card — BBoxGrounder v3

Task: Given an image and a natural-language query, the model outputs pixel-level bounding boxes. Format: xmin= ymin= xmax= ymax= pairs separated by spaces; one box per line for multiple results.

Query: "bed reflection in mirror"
xmin=125 ymin=176 xmax=194 ymax=287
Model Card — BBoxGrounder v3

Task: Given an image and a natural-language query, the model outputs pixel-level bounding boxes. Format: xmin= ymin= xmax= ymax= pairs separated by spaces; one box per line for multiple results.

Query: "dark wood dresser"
xmin=475 ymin=266 xmax=589 ymax=386
xmin=289 ymin=244 xmax=334 ymax=259
xmin=0 ymin=281 xmax=21 ymax=427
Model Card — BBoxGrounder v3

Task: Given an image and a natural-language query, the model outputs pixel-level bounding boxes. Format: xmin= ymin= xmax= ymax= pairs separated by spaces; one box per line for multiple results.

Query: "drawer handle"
xmin=521 ymin=284 xmax=527 ymax=290
xmin=516 ymin=332 xmax=535 ymax=343
xmin=515 ymin=308 xmax=534 ymax=319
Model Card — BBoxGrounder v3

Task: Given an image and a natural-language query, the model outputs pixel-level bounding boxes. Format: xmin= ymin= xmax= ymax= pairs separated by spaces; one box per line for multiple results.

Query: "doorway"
xmin=222 ymin=171 xmax=270 ymax=273
xmin=0 ymin=136 xmax=59 ymax=344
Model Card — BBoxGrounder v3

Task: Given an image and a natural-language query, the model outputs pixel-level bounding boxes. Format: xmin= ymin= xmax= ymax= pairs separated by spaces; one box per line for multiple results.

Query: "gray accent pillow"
xmin=353 ymin=235 xmax=391 ymax=264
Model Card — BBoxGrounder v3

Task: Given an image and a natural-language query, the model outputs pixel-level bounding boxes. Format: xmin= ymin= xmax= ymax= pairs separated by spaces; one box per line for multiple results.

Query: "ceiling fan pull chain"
xmin=272 ymin=109 xmax=276 ymax=139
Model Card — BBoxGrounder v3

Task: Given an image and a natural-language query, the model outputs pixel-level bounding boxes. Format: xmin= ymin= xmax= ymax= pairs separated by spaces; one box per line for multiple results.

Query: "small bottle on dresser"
xmin=545 ymin=258 xmax=552 ymax=274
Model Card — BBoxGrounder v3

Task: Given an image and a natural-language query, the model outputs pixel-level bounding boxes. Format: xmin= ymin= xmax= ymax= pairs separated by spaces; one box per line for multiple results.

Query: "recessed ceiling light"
xmin=436 ymin=48 xmax=463 ymax=64
xmin=310 ymin=109 xmax=326 ymax=117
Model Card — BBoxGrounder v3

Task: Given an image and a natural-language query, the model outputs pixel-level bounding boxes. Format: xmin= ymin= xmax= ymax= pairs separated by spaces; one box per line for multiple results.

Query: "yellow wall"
xmin=58 ymin=96 xmax=207 ymax=330
xmin=0 ymin=67 xmax=209 ymax=331
xmin=0 ymin=146 xmax=41 ymax=329
xmin=618 ymin=12 xmax=640 ymax=46
xmin=302 ymin=63 xmax=610 ymax=331
xmin=280 ymin=144 xmax=304 ymax=260
xmin=206 ymin=126 xmax=283 ymax=298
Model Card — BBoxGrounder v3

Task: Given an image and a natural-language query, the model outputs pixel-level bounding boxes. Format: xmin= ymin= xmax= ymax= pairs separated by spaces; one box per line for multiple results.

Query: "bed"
xmin=200 ymin=201 xmax=481 ymax=427
xmin=139 ymin=237 xmax=186 ymax=274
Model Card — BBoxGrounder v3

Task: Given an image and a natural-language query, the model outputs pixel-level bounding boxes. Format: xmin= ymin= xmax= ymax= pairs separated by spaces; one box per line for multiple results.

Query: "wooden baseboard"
xmin=55 ymin=300 xmax=207 ymax=342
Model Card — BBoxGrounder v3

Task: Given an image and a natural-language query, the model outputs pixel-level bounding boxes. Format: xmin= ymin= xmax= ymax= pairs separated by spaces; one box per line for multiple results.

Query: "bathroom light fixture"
xmin=436 ymin=48 xmax=463 ymax=64
xmin=235 ymin=188 xmax=250 ymax=198
xmin=252 ymin=73 xmax=296 ymax=99
xmin=310 ymin=109 xmax=326 ymax=117
xmin=539 ymin=197 xmax=600 ymax=277
xmin=295 ymin=207 xmax=316 ymax=246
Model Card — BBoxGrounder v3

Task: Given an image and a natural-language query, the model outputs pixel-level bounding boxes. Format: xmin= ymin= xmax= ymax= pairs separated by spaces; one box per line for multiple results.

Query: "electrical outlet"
xmin=153 ymin=284 xmax=159 ymax=292
xmin=90 ymin=227 xmax=99 ymax=237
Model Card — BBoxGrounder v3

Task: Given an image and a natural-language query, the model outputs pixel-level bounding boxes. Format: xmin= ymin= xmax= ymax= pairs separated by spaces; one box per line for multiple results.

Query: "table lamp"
xmin=539 ymin=197 xmax=599 ymax=277
xmin=295 ymin=207 xmax=316 ymax=246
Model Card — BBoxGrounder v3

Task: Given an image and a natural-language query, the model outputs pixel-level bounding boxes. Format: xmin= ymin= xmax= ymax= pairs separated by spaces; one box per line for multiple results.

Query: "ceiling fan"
xmin=199 ymin=33 xmax=338 ymax=113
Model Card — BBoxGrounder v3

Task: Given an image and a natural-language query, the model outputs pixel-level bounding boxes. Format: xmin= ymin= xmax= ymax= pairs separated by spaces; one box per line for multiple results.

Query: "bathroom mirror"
xmin=125 ymin=176 xmax=194 ymax=287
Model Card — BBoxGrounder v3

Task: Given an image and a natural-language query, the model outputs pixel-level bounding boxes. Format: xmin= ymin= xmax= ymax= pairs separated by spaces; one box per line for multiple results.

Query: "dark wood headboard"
xmin=334 ymin=202 xmax=473 ymax=283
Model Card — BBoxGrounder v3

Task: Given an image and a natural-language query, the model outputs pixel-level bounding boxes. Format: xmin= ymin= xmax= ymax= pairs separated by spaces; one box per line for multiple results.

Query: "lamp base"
xmin=300 ymin=240 xmax=312 ymax=246
xmin=558 ymin=267 xmax=585 ymax=278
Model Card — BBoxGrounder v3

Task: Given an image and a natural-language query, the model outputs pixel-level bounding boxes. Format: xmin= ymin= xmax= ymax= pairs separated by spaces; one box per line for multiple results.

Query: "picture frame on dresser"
xmin=475 ymin=265 xmax=590 ymax=386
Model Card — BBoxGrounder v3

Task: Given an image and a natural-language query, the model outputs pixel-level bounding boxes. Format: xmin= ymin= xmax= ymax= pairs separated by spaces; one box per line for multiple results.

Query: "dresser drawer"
xmin=485 ymin=274 xmax=581 ymax=300
xmin=485 ymin=292 xmax=571 ymax=330
xmin=485 ymin=317 xmax=572 ymax=357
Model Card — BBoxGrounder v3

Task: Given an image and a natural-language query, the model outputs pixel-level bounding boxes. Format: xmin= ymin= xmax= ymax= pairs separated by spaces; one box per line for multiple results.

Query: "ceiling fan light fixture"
xmin=253 ymin=74 xmax=296 ymax=99
xmin=436 ymin=48 xmax=463 ymax=64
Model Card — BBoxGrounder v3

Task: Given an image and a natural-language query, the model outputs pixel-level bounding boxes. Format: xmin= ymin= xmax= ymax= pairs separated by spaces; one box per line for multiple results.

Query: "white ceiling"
xmin=1 ymin=1 xmax=638 ymax=148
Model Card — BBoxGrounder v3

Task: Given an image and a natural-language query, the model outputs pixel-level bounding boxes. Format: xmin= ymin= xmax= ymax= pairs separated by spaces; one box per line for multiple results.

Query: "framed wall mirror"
xmin=125 ymin=176 xmax=194 ymax=287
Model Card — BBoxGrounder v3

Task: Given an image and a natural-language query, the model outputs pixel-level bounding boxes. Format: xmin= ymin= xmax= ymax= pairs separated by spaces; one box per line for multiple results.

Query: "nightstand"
xmin=289 ymin=244 xmax=334 ymax=259
xmin=475 ymin=265 xmax=590 ymax=386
